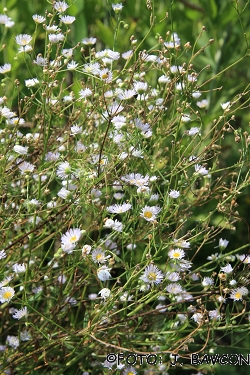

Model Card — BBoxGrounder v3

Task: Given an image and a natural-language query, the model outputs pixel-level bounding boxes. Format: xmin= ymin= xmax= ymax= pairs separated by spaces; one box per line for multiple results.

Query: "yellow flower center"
xmin=70 ymin=235 xmax=77 ymax=243
xmin=173 ymin=252 xmax=180 ymax=258
xmin=235 ymin=292 xmax=242 ymax=299
xmin=144 ymin=211 xmax=153 ymax=218
xmin=3 ymin=291 xmax=12 ymax=299
xmin=101 ymin=73 xmax=109 ymax=80
xmin=148 ymin=272 xmax=156 ymax=281
xmin=96 ymin=254 xmax=102 ymax=260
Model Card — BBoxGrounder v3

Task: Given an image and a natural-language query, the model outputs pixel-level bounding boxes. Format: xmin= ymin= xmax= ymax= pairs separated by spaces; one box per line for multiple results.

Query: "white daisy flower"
xmin=49 ymin=33 xmax=65 ymax=43
xmin=79 ymin=88 xmax=92 ymax=99
xmin=56 ymin=161 xmax=72 ymax=179
xmin=6 ymin=335 xmax=19 ymax=349
xmin=221 ymin=101 xmax=230 ymax=110
xmin=220 ymin=263 xmax=233 ymax=273
xmin=13 ymin=145 xmax=28 ymax=155
xmin=121 ymin=173 xmax=149 ymax=187
xmin=166 ymin=283 xmax=183 ymax=294
xmin=168 ymin=248 xmax=185 ymax=260
xmin=92 ymin=248 xmax=110 ymax=264
xmin=140 ymin=264 xmax=164 ymax=285
xmin=61 ymin=228 xmax=81 ymax=252
xmin=187 ymin=127 xmax=200 ymax=136
xmin=12 ymin=263 xmax=26 ymax=273
xmin=229 ymin=287 xmax=248 ymax=301
xmin=0 ymin=287 xmax=15 ymax=303
xmin=32 ymin=14 xmax=46 ymax=23
xmin=168 ymin=190 xmax=180 ymax=198
xmin=209 ymin=309 xmax=221 ymax=320
xmin=140 ymin=205 xmax=161 ymax=221
xmin=0 ymin=63 xmax=11 ymax=74
xmin=60 ymin=15 xmax=75 ymax=24
xmin=191 ymin=312 xmax=203 ymax=324
xmin=25 ymin=78 xmax=39 ymax=87
xmin=67 ymin=60 xmax=78 ymax=70
xmin=15 ymin=34 xmax=32 ymax=46
xmin=202 ymin=277 xmax=214 ymax=287
xmin=54 ymin=1 xmax=69 ymax=13
xmin=107 ymin=202 xmax=132 ymax=213
xmin=197 ymin=99 xmax=208 ymax=108
xmin=99 ymin=287 xmax=111 ymax=299
xmin=82 ymin=37 xmax=97 ymax=45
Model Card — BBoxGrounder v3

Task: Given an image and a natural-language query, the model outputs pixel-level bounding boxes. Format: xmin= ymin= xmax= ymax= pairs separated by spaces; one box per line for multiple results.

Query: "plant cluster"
xmin=0 ymin=1 xmax=250 ymax=374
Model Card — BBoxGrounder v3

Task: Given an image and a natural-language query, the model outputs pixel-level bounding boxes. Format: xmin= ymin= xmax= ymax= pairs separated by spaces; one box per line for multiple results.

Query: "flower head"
xmin=32 ymin=14 xmax=46 ymax=23
xmin=60 ymin=15 xmax=75 ymax=24
xmin=99 ymin=287 xmax=111 ymax=299
xmin=61 ymin=228 xmax=81 ymax=253
xmin=92 ymin=248 xmax=110 ymax=264
xmin=82 ymin=37 xmax=97 ymax=45
xmin=97 ymin=266 xmax=112 ymax=281
xmin=229 ymin=287 xmax=248 ymax=301
xmin=140 ymin=205 xmax=161 ymax=221
xmin=169 ymin=190 xmax=180 ymax=199
xmin=54 ymin=1 xmax=69 ymax=13
xmin=12 ymin=306 xmax=28 ymax=320
xmin=15 ymin=34 xmax=32 ymax=46
xmin=0 ymin=63 xmax=11 ymax=74
xmin=219 ymin=238 xmax=229 ymax=250
xmin=220 ymin=263 xmax=233 ymax=274
xmin=168 ymin=248 xmax=185 ymax=260
xmin=112 ymin=3 xmax=123 ymax=13
xmin=0 ymin=287 xmax=15 ymax=303
xmin=140 ymin=264 xmax=164 ymax=285
xmin=12 ymin=263 xmax=26 ymax=273
xmin=107 ymin=202 xmax=132 ymax=214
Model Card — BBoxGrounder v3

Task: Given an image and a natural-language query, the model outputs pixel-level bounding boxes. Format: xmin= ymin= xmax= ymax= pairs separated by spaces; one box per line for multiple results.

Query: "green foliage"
xmin=0 ymin=1 xmax=250 ymax=375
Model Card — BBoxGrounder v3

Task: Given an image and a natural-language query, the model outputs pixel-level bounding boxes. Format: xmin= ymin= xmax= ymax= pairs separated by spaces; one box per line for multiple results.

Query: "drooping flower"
xmin=98 ymin=287 xmax=111 ymax=299
xmin=219 ymin=238 xmax=229 ymax=250
xmin=97 ymin=266 xmax=112 ymax=281
xmin=6 ymin=335 xmax=19 ymax=349
xmin=12 ymin=263 xmax=26 ymax=273
xmin=12 ymin=306 xmax=28 ymax=320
